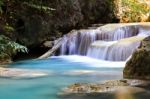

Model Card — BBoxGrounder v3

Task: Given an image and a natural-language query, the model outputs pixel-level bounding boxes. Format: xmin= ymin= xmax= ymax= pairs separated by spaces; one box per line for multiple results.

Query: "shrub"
xmin=0 ymin=35 xmax=28 ymax=59
xmin=116 ymin=0 xmax=150 ymax=22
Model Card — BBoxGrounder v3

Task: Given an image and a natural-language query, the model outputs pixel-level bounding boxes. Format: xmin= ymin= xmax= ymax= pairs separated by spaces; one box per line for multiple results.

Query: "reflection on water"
xmin=0 ymin=55 xmax=149 ymax=99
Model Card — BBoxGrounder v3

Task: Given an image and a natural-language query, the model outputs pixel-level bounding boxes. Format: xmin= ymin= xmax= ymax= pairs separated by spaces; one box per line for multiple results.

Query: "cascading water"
xmin=87 ymin=36 xmax=145 ymax=61
xmin=60 ymin=23 xmax=150 ymax=61
xmin=60 ymin=30 xmax=97 ymax=55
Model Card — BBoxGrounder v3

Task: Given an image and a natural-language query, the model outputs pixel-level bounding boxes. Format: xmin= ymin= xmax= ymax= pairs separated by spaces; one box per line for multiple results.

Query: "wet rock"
xmin=59 ymin=80 xmax=150 ymax=99
xmin=59 ymin=79 xmax=149 ymax=96
xmin=43 ymin=41 xmax=54 ymax=48
xmin=123 ymin=36 xmax=150 ymax=80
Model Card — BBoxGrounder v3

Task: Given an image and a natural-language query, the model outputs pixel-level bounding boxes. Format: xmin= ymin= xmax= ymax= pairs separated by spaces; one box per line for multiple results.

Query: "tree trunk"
xmin=38 ymin=38 xmax=63 ymax=59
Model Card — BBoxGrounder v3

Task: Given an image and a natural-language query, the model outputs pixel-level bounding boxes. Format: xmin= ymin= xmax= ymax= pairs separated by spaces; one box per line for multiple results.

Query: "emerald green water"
xmin=0 ymin=55 xmax=124 ymax=99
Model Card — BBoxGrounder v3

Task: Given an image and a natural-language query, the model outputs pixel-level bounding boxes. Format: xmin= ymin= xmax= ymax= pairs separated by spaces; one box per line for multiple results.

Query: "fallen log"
xmin=38 ymin=38 xmax=63 ymax=59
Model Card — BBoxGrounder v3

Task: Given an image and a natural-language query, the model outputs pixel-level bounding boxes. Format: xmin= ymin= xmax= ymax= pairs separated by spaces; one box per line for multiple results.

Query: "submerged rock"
xmin=124 ymin=36 xmax=150 ymax=80
xmin=0 ymin=67 xmax=48 ymax=79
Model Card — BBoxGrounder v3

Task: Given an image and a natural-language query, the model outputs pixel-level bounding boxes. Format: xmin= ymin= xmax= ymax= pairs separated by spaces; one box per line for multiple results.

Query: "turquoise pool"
xmin=0 ymin=55 xmax=124 ymax=99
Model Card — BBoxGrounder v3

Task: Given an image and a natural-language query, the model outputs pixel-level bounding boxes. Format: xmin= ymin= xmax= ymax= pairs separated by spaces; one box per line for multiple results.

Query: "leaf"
xmin=0 ymin=35 xmax=28 ymax=59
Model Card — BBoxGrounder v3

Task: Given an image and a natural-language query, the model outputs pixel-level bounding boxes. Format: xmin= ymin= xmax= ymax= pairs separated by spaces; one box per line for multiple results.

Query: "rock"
xmin=123 ymin=36 xmax=150 ymax=80
xmin=102 ymin=80 xmax=129 ymax=86
xmin=0 ymin=67 xmax=48 ymax=79
xmin=62 ymin=70 xmax=97 ymax=76
xmin=59 ymin=79 xmax=149 ymax=96
xmin=38 ymin=38 xmax=63 ymax=59
xmin=43 ymin=41 xmax=54 ymax=48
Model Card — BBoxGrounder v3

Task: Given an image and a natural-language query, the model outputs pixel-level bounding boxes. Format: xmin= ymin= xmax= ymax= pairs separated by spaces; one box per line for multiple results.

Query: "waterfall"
xmin=86 ymin=41 xmax=117 ymax=60
xmin=87 ymin=36 xmax=145 ymax=61
xmin=60 ymin=23 xmax=150 ymax=61
xmin=60 ymin=30 xmax=97 ymax=55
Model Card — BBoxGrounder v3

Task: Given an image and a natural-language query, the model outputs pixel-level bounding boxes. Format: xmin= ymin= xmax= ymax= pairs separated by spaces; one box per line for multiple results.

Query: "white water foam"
xmin=51 ymin=55 xmax=125 ymax=68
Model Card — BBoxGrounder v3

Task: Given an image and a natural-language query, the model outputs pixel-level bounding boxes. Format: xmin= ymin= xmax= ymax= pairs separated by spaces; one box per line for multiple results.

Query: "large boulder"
xmin=123 ymin=36 xmax=150 ymax=80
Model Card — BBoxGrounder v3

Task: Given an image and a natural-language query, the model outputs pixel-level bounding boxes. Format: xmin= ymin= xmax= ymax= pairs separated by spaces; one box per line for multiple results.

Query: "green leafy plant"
xmin=0 ymin=35 xmax=28 ymax=59
xmin=120 ymin=0 xmax=150 ymax=22
xmin=23 ymin=2 xmax=55 ymax=14
xmin=4 ymin=24 xmax=15 ymax=32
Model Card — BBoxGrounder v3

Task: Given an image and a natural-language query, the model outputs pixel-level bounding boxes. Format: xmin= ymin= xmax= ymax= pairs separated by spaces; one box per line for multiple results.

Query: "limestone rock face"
xmin=123 ymin=36 xmax=150 ymax=80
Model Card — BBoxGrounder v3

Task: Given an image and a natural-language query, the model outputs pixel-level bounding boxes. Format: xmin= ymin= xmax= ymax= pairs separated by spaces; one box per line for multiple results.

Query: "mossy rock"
xmin=124 ymin=36 xmax=150 ymax=80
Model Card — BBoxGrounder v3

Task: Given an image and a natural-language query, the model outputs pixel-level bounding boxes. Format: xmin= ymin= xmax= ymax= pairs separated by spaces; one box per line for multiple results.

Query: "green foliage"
xmin=23 ymin=2 xmax=55 ymax=14
xmin=4 ymin=24 xmax=15 ymax=32
xmin=120 ymin=0 xmax=150 ymax=22
xmin=0 ymin=0 xmax=3 ymax=14
xmin=0 ymin=35 xmax=28 ymax=59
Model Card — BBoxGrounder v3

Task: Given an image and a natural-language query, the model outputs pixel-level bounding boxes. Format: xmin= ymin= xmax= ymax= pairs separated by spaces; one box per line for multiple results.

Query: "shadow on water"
xmin=59 ymin=91 xmax=150 ymax=99
xmin=59 ymin=93 xmax=116 ymax=99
